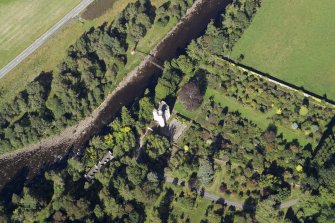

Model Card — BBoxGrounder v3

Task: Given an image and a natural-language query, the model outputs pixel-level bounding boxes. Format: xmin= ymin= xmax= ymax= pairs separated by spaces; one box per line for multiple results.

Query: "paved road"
xmin=165 ymin=177 xmax=299 ymax=210
xmin=0 ymin=0 xmax=94 ymax=79
xmin=203 ymin=190 xmax=244 ymax=209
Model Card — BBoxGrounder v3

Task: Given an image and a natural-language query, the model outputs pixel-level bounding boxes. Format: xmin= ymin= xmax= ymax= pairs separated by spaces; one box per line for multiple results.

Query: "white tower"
xmin=153 ymin=101 xmax=171 ymax=127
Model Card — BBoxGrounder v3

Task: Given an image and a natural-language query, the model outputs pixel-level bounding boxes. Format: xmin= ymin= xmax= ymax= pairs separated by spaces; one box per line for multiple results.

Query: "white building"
xmin=153 ymin=101 xmax=171 ymax=127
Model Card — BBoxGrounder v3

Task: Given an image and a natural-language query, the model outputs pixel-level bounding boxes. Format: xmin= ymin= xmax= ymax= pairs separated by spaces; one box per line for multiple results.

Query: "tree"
xmin=155 ymin=68 xmax=182 ymax=102
xmin=67 ymin=159 xmax=84 ymax=181
xmin=179 ymin=80 xmax=204 ymax=110
xmin=59 ymin=196 xmax=91 ymax=220
xmin=144 ymin=133 xmax=170 ymax=159
xmin=138 ymin=96 xmax=155 ymax=123
xmin=126 ymin=161 xmax=148 ymax=185
xmin=259 ymin=174 xmax=281 ymax=191
xmin=147 ymin=172 xmax=159 ymax=183
xmin=262 ymin=129 xmax=276 ymax=144
xmin=121 ymin=107 xmax=135 ymax=126
xmin=94 ymin=205 xmax=105 ymax=221
xmin=255 ymin=197 xmax=282 ymax=223
xmin=198 ymin=158 xmax=214 ymax=185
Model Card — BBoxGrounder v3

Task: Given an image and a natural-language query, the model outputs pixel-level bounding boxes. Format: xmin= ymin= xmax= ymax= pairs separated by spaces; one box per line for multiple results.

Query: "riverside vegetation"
xmin=0 ymin=0 xmax=334 ymax=222
xmin=0 ymin=0 xmax=196 ymax=154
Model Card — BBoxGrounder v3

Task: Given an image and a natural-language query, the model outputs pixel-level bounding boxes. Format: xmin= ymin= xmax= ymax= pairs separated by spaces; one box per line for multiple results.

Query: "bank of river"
xmin=82 ymin=0 xmax=117 ymax=20
xmin=0 ymin=0 xmax=229 ymax=191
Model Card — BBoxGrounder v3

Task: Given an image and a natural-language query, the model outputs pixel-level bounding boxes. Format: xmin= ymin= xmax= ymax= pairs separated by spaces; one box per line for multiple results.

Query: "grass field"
xmin=231 ymin=0 xmax=335 ymax=100
xmin=0 ymin=0 xmax=82 ymax=69
xmin=0 ymin=0 xmax=165 ymax=108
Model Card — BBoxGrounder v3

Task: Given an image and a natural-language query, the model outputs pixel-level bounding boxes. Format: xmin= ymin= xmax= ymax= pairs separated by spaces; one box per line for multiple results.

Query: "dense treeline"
xmin=0 ymin=73 xmax=54 ymax=152
xmin=1 ymin=0 xmax=334 ymax=222
xmin=0 ymin=0 xmax=259 ymax=221
xmin=0 ymin=0 xmax=194 ymax=154
xmin=295 ymin=124 xmax=335 ymax=222
xmin=0 ymin=104 xmax=169 ymax=222
xmin=153 ymin=0 xmax=335 ymax=221
xmin=196 ymin=0 xmax=261 ymax=57
xmin=0 ymin=0 xmax=154 ymax=153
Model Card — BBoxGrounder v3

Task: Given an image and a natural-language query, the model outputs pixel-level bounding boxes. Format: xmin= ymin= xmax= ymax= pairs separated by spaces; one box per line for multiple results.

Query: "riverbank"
xmin=0 ymin=0 xmax=229 ymax=190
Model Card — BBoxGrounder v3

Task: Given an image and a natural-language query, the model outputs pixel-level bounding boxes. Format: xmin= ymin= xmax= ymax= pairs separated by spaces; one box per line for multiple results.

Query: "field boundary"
xmin=0 ymin=0 xmax=94 ymax=79
xmin=215 ymin=56 xmax=335 ymax=108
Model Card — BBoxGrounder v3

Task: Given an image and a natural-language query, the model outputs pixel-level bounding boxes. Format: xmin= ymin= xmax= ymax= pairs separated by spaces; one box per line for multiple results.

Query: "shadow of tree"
xmin=0 ymin=167 xmax=29 ymax=212
xmin=158 ymin=188 xmax=174 ymax=223
xmin=243 ymin=196 xmax=257 ymax=214
xmin=313 ymin=115 xmax=335 ymax=158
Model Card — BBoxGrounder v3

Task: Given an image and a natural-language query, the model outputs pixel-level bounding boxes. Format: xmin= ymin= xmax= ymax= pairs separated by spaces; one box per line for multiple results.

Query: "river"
xmin=0 ymin=0 xmax=230 ymax=193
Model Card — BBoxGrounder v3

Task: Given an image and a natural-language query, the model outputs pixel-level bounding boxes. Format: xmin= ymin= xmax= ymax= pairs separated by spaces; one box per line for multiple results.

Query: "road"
xmin=0 ymin=0 xmax=94 ymax=79
xmin=165 ymin=177 xmax=299 ymax=210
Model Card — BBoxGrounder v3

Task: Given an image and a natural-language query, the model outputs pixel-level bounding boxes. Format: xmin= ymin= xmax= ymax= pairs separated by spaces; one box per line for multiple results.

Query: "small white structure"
xmin=153 ymin=101 xmax=171 ymax=127
xmin=85 ymin=151 xmax=114 ymax=181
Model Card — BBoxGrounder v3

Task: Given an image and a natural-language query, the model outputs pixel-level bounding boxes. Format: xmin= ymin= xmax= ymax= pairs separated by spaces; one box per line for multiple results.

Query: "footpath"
xmin=165 ymin=177 xmax=299 ymax=210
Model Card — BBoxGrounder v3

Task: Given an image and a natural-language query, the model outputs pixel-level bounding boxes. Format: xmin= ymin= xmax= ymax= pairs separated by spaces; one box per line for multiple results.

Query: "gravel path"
xmin=165 ymin=177 xmax=299 ymax=210
xmin=280 ymin=199 xmax=299 ymax=209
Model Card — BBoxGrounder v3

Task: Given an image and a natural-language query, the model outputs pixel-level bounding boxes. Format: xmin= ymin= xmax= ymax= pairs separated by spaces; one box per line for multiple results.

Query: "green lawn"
xmin=206 ymin=164 xmax=246 ymax=203
xmin=174 ymin=100 xmax=202 ymax=121
xmin=123 ymin=16 xmax=179 ymax=75
xmin=164 ymin=185 xmax=214 ymax=223
xmin=173 ymin=197 xmax=212 ymax=223
xmin=231 ymin=0 xmax=335 ymax=100
xmin=175 ymin=87 xmax=312 ymax=147
xmin=205 ymin=88 xmax=312 ymax=147
xmin=145 ymin=184 xmax=215 ymax=223
xmin=0 ymin=0 xmax=82 ymax=69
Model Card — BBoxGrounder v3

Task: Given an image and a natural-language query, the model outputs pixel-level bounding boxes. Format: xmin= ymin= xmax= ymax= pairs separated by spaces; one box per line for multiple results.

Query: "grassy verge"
xmin=123 ymin=16 xmax=178 ymax=75
xmin=174 ymin=197 xmax=211 ymax=223
xmin=174 ymin=100 xmax=202 ymax=121
xmin=0 ymin=0 xmax=82 ymax=69
xmin=231 ymin=0 xmax=335 ymax=100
